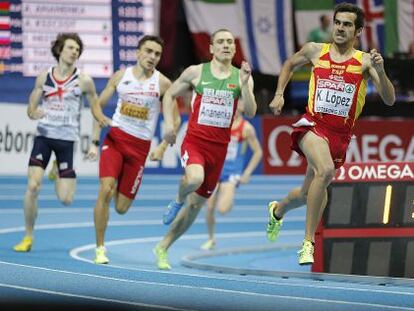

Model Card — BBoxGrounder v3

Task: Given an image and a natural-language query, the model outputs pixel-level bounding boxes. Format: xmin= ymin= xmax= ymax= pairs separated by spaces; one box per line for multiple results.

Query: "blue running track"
xmin=0 ymin=175 xmax=413 ymax=311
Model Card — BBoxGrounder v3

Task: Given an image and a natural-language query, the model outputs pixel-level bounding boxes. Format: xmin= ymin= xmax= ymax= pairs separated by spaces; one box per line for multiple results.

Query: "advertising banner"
xmin=262 ymin=116 xmax=414 ymax=175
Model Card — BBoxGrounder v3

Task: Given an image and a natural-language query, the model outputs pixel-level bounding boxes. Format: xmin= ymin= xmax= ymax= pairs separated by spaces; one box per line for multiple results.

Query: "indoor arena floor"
xmin=0 ymin=175 xmax=413 ymax=311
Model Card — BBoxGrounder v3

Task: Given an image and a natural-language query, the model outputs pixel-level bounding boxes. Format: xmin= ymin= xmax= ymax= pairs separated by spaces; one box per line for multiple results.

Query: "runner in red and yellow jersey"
xmin=153 ymin=29 xmax=257 ymax=270
xmin=266 ymin=2 xmax=395 ymax=265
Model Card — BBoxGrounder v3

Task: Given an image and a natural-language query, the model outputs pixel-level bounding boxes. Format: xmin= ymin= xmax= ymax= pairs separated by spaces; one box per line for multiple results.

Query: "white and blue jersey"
xmin=37 ymin=66 xmax=83 ymax=141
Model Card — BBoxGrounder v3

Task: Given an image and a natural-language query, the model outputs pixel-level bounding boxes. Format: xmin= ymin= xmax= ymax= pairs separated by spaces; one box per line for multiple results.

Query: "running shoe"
xmin=200 ymin=239 xmax=216 ymax=250
xmin=163 ymin=200 xmax=184 ymax=225
xmin=153 ymin=244 xmax=171 ymax=270
xmin=266 ymin=201 xmax=283 ymax=242
xmin=94 ymin=246 xmax=109 ymax=264
xmin=298 ymin=240 xmax=314 ymax=265
xmin=13 ymin=236 xmax=33 ymax=252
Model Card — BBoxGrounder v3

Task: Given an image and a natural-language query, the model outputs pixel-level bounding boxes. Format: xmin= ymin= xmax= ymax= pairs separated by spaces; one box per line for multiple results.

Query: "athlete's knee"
xmin=115 ymin=203 xmax=130 ymax=215
xmin=218 ymin=204 xmax=232 ymax=215
xmin=188 ymin=201 xmax=203 ymax=212
xmin=59 ymin=195 xmax=73 ymax=206
xmin=100 ymin=183 xmax=116 ymax=202
xmin=315 ymin=165 xmax=335 ymax=184
xmin=184 ymin=171 xmax=204 ymax=188
xmin=27 ymin=180 xmax=41 ymax=196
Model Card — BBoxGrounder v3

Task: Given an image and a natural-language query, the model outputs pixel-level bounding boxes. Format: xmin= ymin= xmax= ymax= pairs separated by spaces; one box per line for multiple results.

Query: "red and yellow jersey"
xmin=306 ymin=43 xmax=367 ymax=133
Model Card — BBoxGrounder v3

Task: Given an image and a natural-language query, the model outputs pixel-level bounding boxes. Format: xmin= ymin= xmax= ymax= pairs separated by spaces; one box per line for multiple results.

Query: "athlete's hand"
xmin=163 ymin=125 xmax=176 ymax=146
xmin=96 ymin=114 xmax=112 ymax=128
xmin=28 ymin=107 xmax=45 ymax=120
xmin=85 ymin=145 xmax=98 ymax=161
xmin=149 ymin=144 xmax=167 ymax=161
xmin=269 ymin=94 xmax=284 ymax=115
xmin=239 ymin=173 xmax=250 ymax=184
xmin=240 ymin=61 xmax=252 ymax=85
xmin=370 ymin=49 xmax=385 ymax=74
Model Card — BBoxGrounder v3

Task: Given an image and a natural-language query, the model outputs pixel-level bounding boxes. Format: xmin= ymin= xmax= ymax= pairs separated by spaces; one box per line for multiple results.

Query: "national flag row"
xmin=183 ymin=0 xmax=414 ymax=75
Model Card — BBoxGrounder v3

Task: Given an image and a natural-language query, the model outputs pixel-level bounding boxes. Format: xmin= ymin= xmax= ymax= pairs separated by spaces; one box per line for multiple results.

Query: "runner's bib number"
xmin=198 ymin=96 xmax=234 ymax=128
xmin=314 ymin=79 xmax=356 ymax=117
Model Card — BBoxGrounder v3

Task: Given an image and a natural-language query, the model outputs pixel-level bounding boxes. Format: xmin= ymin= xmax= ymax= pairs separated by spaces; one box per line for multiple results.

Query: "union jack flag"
xmin=335 ymin=0 xmax=385 ymax=53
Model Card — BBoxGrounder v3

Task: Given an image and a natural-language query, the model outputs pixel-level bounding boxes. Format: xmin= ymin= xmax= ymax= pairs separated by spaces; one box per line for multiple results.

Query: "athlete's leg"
xmin=114 ymin=193 xmax=134 ymax=215
xmin=94 ymin=177 xmax=117 ymax=247
xmin=176 ymin=164 xmax=204 ymax=204
xmin=202 ymin=182 xmax=236 ymax=249
xmin=205 ymin=184 xmax=220 ymax=243
xmin=160 ymin=192 xmax=207 ymax=250
xmin=216 ymin=182 xmax=237 ymax=215
xmin=55 ymin=178 xmax=76 ymax=205
xmin=54 ymin=140 xmax=77 ymax=205
xmin=23 ymin=166 xmax=44 ymax=237
xmin=15 ymin=136 xmax=54 ymax=251
xmin=273 ymin=166 xmax=315 ymax=219
xmin=299 ymin=131 xmax=335 ymax=243
xmin=163 ymin=164 xmax=204 ymax=225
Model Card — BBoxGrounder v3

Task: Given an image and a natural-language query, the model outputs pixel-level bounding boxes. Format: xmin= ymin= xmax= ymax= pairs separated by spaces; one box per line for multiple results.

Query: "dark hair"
xmin=334 ymin=2 xmax=365 ymax=30
xmin=51 ymin=33 xmax=83 ymax=62
xmin=137 ymin=35 xmax=164 ymax=49
xmin=210 ymin=28 xmax=234 ymax=43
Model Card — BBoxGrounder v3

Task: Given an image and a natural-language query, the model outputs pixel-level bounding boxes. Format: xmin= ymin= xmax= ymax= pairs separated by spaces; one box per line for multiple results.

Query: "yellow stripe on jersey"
xmin=315 ymin=60 xmax=331 ymax=69
xmin=354 ymin=78 xmax=367 ymax=119
xmin=315 ymin=44 xmax=331 ymax=69
xmin=346 ymin=65 xmax=362 ymax=74
xmin=309 ymin=44 xmax=331 ymax=114
xmin=321 ymin=43 xmax=330 ymax=55
xmin=308 ymin=73 xmax=316 ymax=115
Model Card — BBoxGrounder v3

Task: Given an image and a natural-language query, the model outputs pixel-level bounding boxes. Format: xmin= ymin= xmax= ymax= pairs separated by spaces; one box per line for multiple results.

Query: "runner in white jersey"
xmin=14 ymin=33 xmax=99 ymax=252
xmin=90 ymin=35 xmax=180 ymax=264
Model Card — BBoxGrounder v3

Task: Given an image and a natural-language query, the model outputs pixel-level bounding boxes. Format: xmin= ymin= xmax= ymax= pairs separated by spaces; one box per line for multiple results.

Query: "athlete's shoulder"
xmin=110 ymin=68 xmax=127 ymax=85
xmin=180 ymin=64 xmax=202 ymax=82
xmin=159 ymin=72 xmax=172 ymax=95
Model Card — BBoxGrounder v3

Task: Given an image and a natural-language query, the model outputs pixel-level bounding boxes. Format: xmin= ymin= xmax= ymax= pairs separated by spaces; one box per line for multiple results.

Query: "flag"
xmin=384 ymin=0 xmax=414 ymax=56
xmin=0 ymin=16 xmax=10 ymax=31
xmin=294 ymin=0 xmax=334 ymax=47
xmin=183 ymin=0 xmax=294 ymax=75
xmin=336 ymin=0 xmax=385 ymax=53
xmin=0 ymin=30 xmax=10 ymax=45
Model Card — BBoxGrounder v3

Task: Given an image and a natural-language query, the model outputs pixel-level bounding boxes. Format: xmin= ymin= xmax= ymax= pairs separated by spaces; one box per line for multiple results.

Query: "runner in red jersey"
xmin=90 ymin=35 xmax=180 ymax=264
xmin=153 ymin=29 xmax=257 ymax=270
xmin=266 ymin=2 xmax=395 ymax=265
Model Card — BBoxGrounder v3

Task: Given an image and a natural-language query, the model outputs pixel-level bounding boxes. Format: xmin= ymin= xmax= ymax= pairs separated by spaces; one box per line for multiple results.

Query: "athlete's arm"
xmin=364 ymin=50 xmax=395 ymax=106
xmin=240 ymin=122 xmax=262 ymax=184
xmin=92 ymin=70 xmax=124 ymax=128
xmin=80 ymin=73 xmax=100 ymax=161
xmin=27 ymin=71 xmax=47 ymax=120
xmin=239 ymin=61 xmax=256 ymax=118
xmin=163 ymin=65 xmax=201 ymax=145
xmin=150 ymin=74 xmax=182 ymax=161
xmin=269 ymin=42 xmax=321 ymax=115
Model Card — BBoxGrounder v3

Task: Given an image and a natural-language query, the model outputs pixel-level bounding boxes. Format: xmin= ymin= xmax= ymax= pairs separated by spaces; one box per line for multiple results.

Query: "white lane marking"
xmin=0 ymin=282 xmax=188 ymax=311
xmin=70 ymin=232 xmax=301 ymax=263
xmin=0 ymin=217 xmax=305 ymax=234
xmin=0 ymin=207 xmax=306 ymax=214
xmin=0 ymin=191 xmax=291 ymax=200
xmin=70 ymin=234 xmax=414 ymax=297
xmin=0 ymin=184 xmax=299 ymax=191
xmin=0 ymin=262 xmax=413 ymax=310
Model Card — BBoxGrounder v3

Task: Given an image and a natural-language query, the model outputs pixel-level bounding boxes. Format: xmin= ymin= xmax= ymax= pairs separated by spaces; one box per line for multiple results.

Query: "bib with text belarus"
xmin=314 ymin=79 xmax=356 ymax=117
xmin=198 ymin=87 xmax=235 ymax=128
